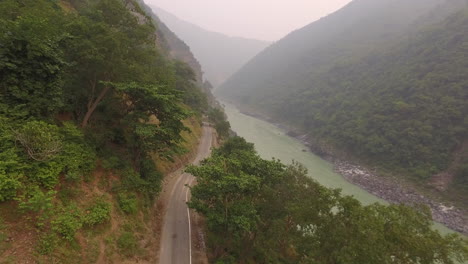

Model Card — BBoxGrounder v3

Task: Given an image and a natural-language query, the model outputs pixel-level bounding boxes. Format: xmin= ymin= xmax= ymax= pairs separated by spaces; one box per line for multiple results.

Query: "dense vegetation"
xmin=0 ymin=0 xmax=222 ymax=261
xmin=277 ymin=8 xmax=468 ymax=179
xmin=188 ymin=137 xmax=468 ymax=264
xmin=217 ymin=0 xmax=468 ymax=187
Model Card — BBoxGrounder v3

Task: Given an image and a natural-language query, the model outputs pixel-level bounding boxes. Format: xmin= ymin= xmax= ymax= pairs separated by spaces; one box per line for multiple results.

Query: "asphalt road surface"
xmin=159 ymin=126 xmax=213 ymax=264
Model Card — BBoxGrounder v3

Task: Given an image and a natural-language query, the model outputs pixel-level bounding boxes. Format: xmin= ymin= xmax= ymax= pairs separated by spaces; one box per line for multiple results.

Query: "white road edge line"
xmin=186 ymin=178 xmax=194 ymax=264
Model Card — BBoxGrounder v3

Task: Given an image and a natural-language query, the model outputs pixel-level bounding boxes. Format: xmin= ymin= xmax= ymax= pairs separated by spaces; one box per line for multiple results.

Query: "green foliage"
xmin=14 ymin=121 xmax=62 ymax=162
xmin=18 ymin=187 xmax=55 ymax=214
xmin=0 ymin=0 xmax=66 ymax=118
xmin=138 ymin=158 xmax=163 ymax=198
xmin=114 ymin=81 xmax=190 ymax=159
xmin=0 ymin=0 xmax=214 ymax=261
xmin=0 ymin=117 xmax=94 ymax=200
xmin=83 ymin=197 xmax=111 ymax=226
xmin=63 ymin=0 xmax=164 ymax=127
xmin=118 ymin=159 xmax=163 ymax=202
xmin=102 ymin=156 xmax=126 ymax=170
xmin=28 ymin=161 xmax=63 ymax=189
xmin=9 ymin=121 xmax=95 ymax=190
xmin=0 ymin=118 xmax=94 ymax=204
xmin=218 ymin=2 xmax=468 ymax=180
xmin=0 ymin=174 xmax=21 ymax=203
xmin=36 ymin=232 xmax=59 ymax=255
xmin=59 ymin=123 xmax=96 ymax=180
xmin=208 ymin=107 xmax=231 ymax=138
xmin=173 ymin=60 xmax=208 ymax=112
xmin=0 ymin=0 xmax=201 ymax=198
xmin=51 ymin=205 xmax=83 ymax=241
xmin=190 ymin=137 xmax=468 ymax=263
xmin=117 ymin=193 xmax=138 ymax=215
xmin=117 ymin=232 xmax=139 ymax=257
xmin=0 ymin=117 xmax=23 ymax=201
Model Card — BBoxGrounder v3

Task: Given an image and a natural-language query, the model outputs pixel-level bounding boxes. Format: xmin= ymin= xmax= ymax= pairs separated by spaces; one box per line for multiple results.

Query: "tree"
xmin=63 ymin=0 xmax=160 ymax=127
xmin=114 ymin=82 xmax=190 ymax=163
xmin=13 ymin=121 xmax=63 ymax=162
xmin=0 ymin=0 xmax=66 ymax=119
xmin=173 ymin=60 xmax=208 ymax=112
xmin=189 ymin=136 xmax=468 ymax=263
xmin=208 ymin=107 xmax=231 ymax=138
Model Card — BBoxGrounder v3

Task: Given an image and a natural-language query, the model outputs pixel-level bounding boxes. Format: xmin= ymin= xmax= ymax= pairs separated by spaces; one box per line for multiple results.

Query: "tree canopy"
xmin=188 ymin=137 xmax=468 ymax=264
xmin=0 ymin=1 xmax=218 ymax=259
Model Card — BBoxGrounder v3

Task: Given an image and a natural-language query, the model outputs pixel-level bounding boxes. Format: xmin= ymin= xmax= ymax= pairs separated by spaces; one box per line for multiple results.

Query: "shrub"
xmin=28 ymin=161 xmax=63 ymax=189
xmin=83 ymin=198 xmax=111 ymax=226
xmin=117 ymin=232 xmax=138 ymax=257
xmin=18 ymin=187 xmax=55 ymax=214
xmin=51 ymin=205 xmax=83 ymax=241
xmin=117 ymin=193 xmax=138 ymax=214
xmin=13 ymin=121 xmax=62 ymax=162
xmin=59 ymin=122 xmax=96 ymax=180
xmin=36 ymin=233 xmax=59 ymax=255
xmin=102 ymin=156 xmax=125 ymax=170
xmin=0 ymin=172 xmax=22 ymax=202
xmin=0 ymin=121 xmax=23 ymax=201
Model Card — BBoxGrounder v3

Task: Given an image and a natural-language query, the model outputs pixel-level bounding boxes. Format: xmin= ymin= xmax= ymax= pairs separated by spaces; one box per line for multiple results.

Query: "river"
xmin=222 ymin=102 xmax=461 ymax=237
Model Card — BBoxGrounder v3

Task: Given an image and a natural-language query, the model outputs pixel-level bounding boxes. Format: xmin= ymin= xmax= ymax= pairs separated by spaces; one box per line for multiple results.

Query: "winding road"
xmin=159 ymin=125 xmax=213 ymax=264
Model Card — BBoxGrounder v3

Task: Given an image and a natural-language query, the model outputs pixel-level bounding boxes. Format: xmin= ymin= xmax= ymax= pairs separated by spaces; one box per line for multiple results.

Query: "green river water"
xmin=222 ymin=102 xmax=461 ymax=237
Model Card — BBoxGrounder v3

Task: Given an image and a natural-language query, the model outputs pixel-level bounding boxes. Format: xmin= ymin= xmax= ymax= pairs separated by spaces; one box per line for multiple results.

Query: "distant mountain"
xmin=150 ymin=6 xmax=271 ymax=88
xmin=217 ymin=0 xmax=468 ymax=190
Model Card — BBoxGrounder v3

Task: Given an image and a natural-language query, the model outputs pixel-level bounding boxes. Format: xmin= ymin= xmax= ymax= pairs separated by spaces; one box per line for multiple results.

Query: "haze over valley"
xmin=150 ymin=6 xmax=271 ymax=88
xmin=0 ymin=0 xmax=467 ymax=263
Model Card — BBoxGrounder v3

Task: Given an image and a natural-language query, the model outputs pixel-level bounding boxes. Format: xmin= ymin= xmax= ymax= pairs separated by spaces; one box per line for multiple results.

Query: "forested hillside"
xmin=0 ymin=0 xmax=226 ymax=262
xmin=217 ymin=0 xmax=468 ymax=195
xmin=151 ymin=6 xmax=271 ymax=88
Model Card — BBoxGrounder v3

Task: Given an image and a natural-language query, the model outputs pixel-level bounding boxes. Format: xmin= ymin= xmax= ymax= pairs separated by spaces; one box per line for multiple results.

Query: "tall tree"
xmin=0 ymin=0 xmax=66 ymax=119
xmin=64 ymin=0 xmax=160 ymax=127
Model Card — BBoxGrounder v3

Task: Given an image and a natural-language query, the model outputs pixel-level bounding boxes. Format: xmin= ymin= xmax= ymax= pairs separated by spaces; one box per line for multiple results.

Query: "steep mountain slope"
xmin=217 ymin=0 xmax=468 ymax=189
xmin=137 ymin=1 xmax=204 ymax=84
xmin=218 ymin=0 xmax=456 ymax=102
xmin=0 ymin=0 xmax=225 ymax=262
xmin=150 ymin=6 xmax=271 ymax=87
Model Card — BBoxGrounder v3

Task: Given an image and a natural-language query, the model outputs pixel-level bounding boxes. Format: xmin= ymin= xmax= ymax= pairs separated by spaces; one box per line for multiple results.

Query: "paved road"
xmin=159 ymin=126 xmax=213 ymax=264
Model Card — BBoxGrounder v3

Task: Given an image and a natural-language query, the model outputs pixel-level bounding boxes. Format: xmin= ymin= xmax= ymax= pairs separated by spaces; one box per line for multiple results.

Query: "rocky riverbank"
xmin=335 ymin=161 xmax=468 ymax=235
xmin=290 ymin=132 xmax=468 ymax=236
xmin=231 ymin=105 xmax=468 ymax=236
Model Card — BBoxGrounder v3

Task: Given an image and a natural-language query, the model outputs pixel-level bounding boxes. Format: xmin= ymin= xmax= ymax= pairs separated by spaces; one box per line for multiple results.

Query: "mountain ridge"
xmin=150 ymin=5 xmax=271 ymax=87
xmin=216 ymin=0 xmax=468 ymax=201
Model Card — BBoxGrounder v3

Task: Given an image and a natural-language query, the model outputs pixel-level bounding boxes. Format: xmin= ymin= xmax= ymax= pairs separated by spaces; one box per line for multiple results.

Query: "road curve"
xmin=159 ymin=125 xmax=213 ymax=264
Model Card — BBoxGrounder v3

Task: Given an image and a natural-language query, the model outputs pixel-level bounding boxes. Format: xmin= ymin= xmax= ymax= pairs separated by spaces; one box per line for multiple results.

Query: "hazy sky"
xmin=143 ymin=0 xmax=352 ymax=41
